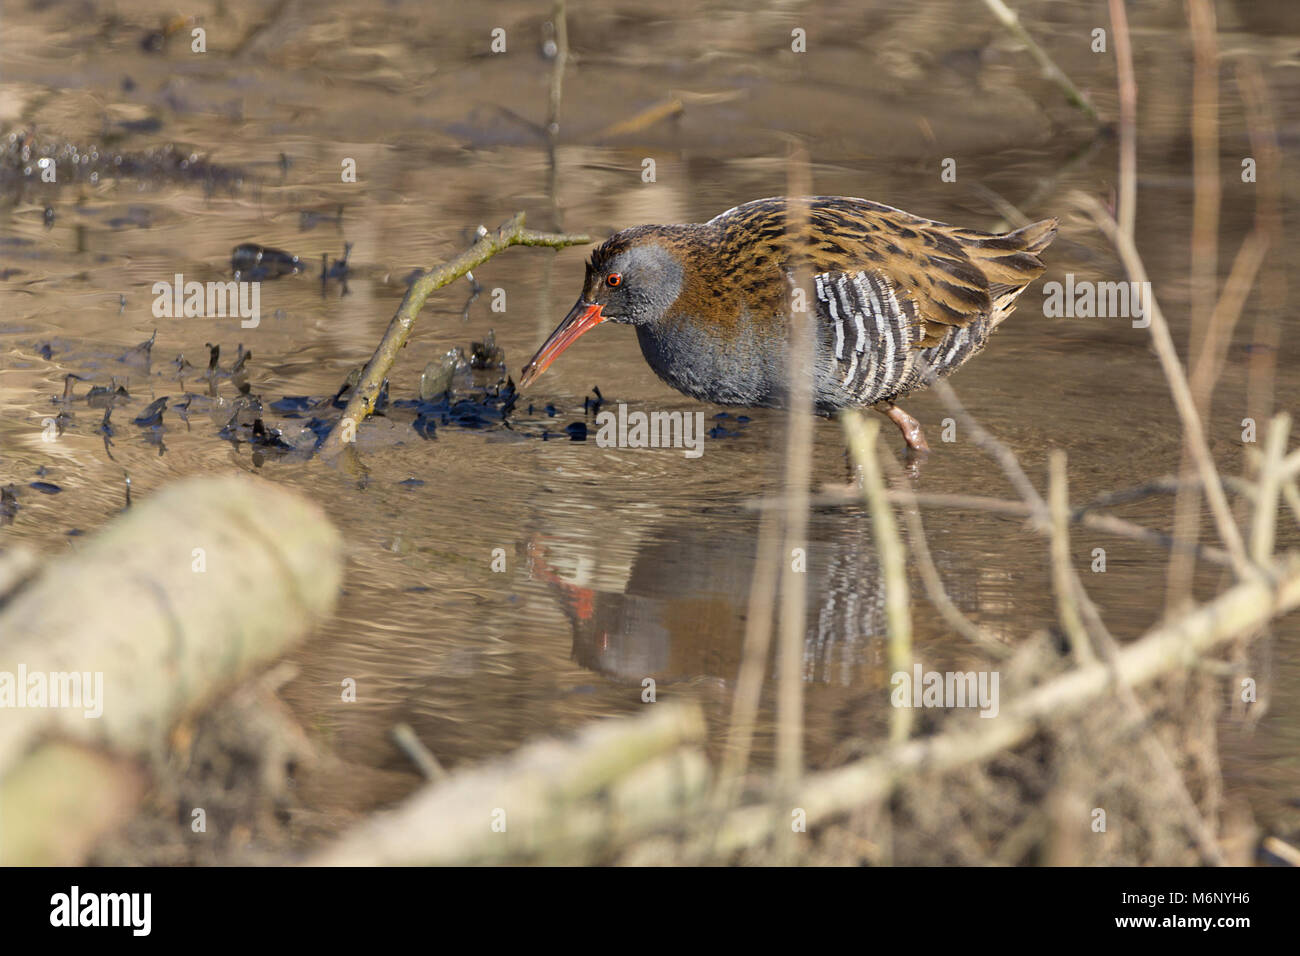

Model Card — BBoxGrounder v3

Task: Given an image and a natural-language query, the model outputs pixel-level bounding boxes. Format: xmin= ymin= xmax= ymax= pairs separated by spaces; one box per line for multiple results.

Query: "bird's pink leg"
xmin=874 ymin=402 xmax=930 ymax=453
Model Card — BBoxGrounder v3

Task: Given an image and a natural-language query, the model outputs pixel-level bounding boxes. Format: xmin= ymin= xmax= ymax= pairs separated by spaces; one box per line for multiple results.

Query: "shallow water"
xmin=1 ymin=0 xmax=1297 ymax=845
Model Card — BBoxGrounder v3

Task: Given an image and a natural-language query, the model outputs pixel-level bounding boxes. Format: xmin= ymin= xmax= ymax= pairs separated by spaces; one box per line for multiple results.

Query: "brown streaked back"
xmin=705 ymin=197 xmax=1058 ymax=346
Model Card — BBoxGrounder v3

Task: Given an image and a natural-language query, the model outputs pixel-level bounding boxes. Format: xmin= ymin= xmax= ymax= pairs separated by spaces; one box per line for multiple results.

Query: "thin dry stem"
xmin=776 ymin=150 xmax=814 ymax=797
xmin=1049 ymin=451 xmax=1095 ymax=666
xmin=749 ymin=488 xmax=1237 ymax=567
xmin=391 ymin=723 xmax=449 ymax=783
xmin=1072 ymin=192 xmax=1251 ymax=580
xmin=546 ymin=0 xmax=569 ymax=138
xmin=878 ymin=451 xmax=1012 ymax=658
xmin=1108 ymin=0 xmax=1137 ymax=237
xmin=1237 ymin=60 xmax=1285 ymax=472
xmin=843 ymin=413 xmax=914 ymax=743
xmin=1166 ymin=0 xmax=1224 ymax=611
xmin=716 ymin=505 xmax=782 ymax=807
xmin=980 ymin=0 xmax=1099 ymax=120
xmin=1251 ymin=413 xmax=1291 ymax=565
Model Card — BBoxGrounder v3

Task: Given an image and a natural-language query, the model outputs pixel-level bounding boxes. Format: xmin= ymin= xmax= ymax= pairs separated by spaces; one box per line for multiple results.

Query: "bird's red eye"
xmin=606 ymin=273 xmax=622 ymax=287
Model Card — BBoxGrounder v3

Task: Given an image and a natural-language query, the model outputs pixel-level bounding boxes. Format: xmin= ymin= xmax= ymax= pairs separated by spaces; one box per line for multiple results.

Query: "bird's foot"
xmin=876 ymin=402 xmax=930 ymax=454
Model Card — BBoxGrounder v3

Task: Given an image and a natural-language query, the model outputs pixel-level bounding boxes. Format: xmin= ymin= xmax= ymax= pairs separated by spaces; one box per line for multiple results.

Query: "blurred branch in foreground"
xmin=0 ymin=477 xmax=343 ymax=864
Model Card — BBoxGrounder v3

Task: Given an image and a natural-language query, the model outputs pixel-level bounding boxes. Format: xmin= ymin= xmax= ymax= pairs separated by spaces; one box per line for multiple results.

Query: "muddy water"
xmin=1 ymin=1 xmax=1297 ymax=846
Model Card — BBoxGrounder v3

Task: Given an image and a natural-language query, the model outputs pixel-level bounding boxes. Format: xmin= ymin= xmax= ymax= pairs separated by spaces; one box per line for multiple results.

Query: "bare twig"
xmin=546 ymin=0 xmax=569 ymax=139
xmin=1187 ymin=0 xmax=1220 ymax=363
xmin=716 ymin=506 xmax=782 ymax=806
xmin=1049 ymin=451 xmax=1095 ymax=665
xmin=927 ymin=376 xmax=1048 ymax=522
xmin=878 ymin=452 xmax=1013 ymax=658
xmin=391 ymin=723 xmax=449 ymax=783
xmin=1250 ymin=413 xmax=1291 ymax=565
xmin=747 ymin=488 xmax=1237 ymax=567
xmin=1166 ymin=0 xmax=1224 ymax=611
xmin=1108 ymin=0 xmax=1137 ymax=237
xmin=1237 ymin=61 xmax=1284 ymax=436
xmin=597 ymin=98 xmax=685 ymax=140
xmin=1194 ymin=231 xmax=1269 ymax=399
xmin=318 ymin=213 xmax=589 ymax=459
xmin=896 ymin=381 xmax=1124 ymax=674
xmin=980 ymin=0 xmax=1099 ymax=120
xmin=1263 ymin=837 xmax=1300 ymax=867
xmin=1280 ymin=449 xmax=1300 ymax=484
xmin=1074 ymin=474 xmax=1257 ymax=514
xmin=1283 ymin=479 xmax=1300 ymax=531
xmin=777 ymin=153 xmax=814 ymax=795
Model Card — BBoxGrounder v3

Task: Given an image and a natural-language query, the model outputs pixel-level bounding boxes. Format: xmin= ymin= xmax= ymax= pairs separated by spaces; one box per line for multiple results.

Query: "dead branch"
xmin=317 ymin=212 xmax=589 ymax=460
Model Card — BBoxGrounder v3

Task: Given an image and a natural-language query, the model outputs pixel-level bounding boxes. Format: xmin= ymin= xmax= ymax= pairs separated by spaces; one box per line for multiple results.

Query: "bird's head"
xmin=519 ymin=228 xmax=684 ymax=388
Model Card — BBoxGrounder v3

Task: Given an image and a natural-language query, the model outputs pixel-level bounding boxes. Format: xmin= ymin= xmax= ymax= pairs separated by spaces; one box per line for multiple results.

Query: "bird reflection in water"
xmin=526 ymin=511 xmax=978 ymax=688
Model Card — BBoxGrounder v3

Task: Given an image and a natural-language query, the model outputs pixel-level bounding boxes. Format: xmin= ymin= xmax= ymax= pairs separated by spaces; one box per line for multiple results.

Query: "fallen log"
xmin=0 ymin=476 xmax=343 ymax=863
xmin=314 ymin=704 xmax=706 ymax=865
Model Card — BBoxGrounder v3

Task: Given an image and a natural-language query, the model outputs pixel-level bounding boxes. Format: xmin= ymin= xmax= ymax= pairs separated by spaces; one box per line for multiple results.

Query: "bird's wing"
xmin=714 ymin=197 xmax=1056 ymax=349
xmin=803 ymin=201 xmax=1057 ymax=347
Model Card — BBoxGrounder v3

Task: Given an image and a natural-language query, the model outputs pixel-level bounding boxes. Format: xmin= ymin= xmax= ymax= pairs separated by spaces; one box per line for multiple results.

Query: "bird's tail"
xmin=965 ymin=217 xmax=1059 ymax=327
xmin=1006 ymin=217 xmax=1058 ymax=255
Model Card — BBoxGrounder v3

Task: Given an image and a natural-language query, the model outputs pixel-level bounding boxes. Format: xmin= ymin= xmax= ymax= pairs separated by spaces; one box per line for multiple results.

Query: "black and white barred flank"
xmin=814 ymin=270 xmax=996 ymax=407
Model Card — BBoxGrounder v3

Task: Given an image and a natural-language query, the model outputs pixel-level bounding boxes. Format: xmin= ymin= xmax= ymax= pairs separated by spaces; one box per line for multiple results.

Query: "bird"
xmin=519 ymin=196 xmax=1057 ymax=451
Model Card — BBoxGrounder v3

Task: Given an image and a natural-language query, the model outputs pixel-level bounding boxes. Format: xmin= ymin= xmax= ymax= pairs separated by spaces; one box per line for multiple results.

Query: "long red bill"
xmin=518 ymin=300 xmax=606 ymax=389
